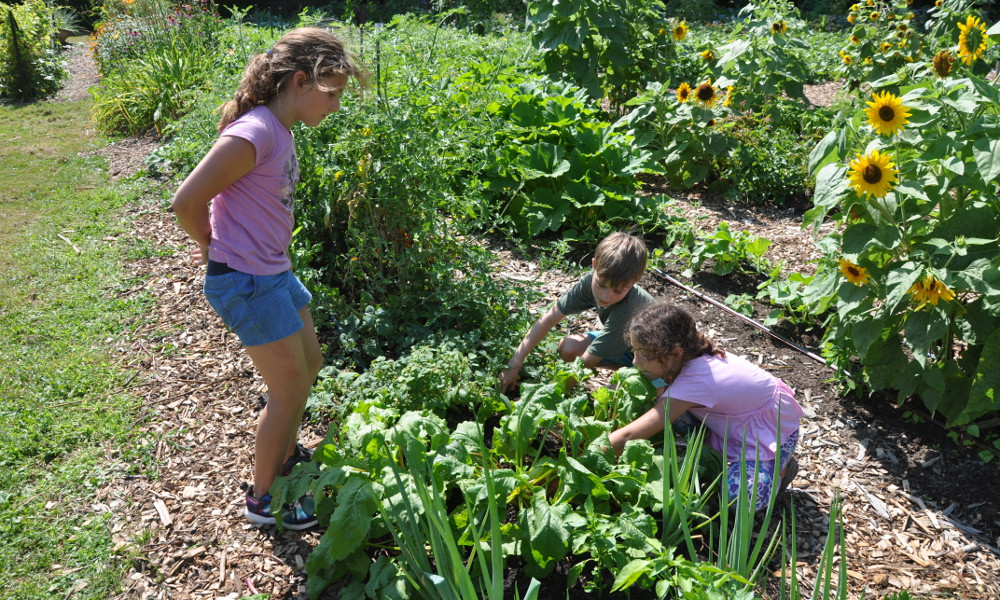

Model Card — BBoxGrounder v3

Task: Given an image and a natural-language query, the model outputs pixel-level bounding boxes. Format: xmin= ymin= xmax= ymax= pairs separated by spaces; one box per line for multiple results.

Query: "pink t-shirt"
xmin=208 ymin=105 xmax=299 ymax=275
xmin=661 ymin=353 xmax=802 ymax=464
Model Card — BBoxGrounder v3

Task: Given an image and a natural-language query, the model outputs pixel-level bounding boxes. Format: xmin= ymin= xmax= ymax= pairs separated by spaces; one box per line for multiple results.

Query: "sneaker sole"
xmin=243 ymin=508 xmax=317 ymax=530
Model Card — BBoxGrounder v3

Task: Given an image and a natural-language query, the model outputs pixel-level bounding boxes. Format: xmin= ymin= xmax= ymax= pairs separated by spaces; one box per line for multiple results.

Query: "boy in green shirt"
xmin=500 ymin=232 xmax=656 ymax=393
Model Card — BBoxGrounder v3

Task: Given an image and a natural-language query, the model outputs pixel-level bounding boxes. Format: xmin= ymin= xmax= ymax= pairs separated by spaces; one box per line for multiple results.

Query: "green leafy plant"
xmin=0 ymin=0 xmax=66 ymax=100
xmin=481 ymin=76 xmax=659 ymax=236
xmin=670 ymin=221 xmax=774 ymax=278
xmin=89 ymin=0 xmax=222 ymax=135
xmin=525 ymin=0 xmax=676 ymax=108
xmin=711 ymin=0 xmax=812 ymax=112
xmin=621 ymin=80 xmax=734 ymax=190
xmin=836 ymin=0 xmax=923 ymax=88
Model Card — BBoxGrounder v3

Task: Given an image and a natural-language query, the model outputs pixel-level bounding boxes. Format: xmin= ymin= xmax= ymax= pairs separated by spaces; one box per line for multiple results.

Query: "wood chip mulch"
xmin=64 ymin=44 xmax=999 ymax=600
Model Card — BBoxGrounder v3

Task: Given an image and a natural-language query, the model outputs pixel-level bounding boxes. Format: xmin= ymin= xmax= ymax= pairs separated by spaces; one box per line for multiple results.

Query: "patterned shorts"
xmin=726 ymin=429 xmax=799 ymax=512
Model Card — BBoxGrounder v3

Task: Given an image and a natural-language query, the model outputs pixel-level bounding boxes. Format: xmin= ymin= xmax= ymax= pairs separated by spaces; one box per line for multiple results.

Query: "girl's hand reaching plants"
xmin=498 ymin=365 xmax=519 ymax=394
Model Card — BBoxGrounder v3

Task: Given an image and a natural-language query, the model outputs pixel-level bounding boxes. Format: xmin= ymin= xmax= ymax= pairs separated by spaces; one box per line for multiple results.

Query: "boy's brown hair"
xmin=593 ymin=232 xmax=647 ymax=287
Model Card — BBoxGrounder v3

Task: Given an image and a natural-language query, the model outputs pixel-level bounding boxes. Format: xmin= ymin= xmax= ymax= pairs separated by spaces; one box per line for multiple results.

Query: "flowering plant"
xmin=795 ymin=38 xmax=1000 ymax=425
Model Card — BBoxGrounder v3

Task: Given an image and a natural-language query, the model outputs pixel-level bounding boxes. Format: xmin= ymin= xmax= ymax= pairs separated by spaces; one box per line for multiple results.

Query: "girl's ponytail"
xmin=217 ymin=27 xmax=365 ymax=133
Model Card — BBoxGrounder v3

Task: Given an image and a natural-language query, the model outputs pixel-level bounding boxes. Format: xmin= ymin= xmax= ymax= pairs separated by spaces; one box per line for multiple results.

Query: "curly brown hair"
xmin=217 ymin=27 xmax=366 ymax=133
xmin=593 ymin=232 xmax=647 ymax=287
xmin=628 ymin=302 xmax=723 ymax=364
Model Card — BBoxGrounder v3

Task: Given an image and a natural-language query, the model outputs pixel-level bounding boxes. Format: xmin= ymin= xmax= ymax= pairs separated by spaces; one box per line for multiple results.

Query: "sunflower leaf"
xmin=972 ymin=137 xmax=1000 ymax=185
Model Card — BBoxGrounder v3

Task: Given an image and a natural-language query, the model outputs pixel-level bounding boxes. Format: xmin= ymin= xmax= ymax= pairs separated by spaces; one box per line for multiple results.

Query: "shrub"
xmin=525 ymin=0 xmax=678 ymax=108
xmin=0 ymin=0 xmax=66 ymax=100
xmin=479 ymin=76 xmax=660 ymax=237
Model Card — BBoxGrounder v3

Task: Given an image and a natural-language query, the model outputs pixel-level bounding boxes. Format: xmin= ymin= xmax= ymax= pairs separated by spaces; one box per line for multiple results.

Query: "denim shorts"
xmin=203 ymin=267 xmax=312 ymax=347
xmin=585 ymin=331 xmax=634 ymax=366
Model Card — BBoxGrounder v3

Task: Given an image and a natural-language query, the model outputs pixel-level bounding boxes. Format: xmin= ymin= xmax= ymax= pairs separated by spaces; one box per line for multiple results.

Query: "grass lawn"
xmin=0 ymin=96 xmax=153 ymax=599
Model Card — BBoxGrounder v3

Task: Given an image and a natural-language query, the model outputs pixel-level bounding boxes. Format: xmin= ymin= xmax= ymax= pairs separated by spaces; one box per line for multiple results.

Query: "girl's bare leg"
xmin=245 ymin=307 xmax=323 ymax=498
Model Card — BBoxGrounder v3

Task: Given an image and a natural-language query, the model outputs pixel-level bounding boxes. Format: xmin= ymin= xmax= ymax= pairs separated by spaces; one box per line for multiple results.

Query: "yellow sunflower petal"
xmin=848 ymin=149 xmax=899 ymax=198
xmin=957 ymin=15 xmax=987 ymax=65
xmin=865 ymin=91 xmax=911 ymax=136
xmin=839 ymin=258 xmax=872 ymax=286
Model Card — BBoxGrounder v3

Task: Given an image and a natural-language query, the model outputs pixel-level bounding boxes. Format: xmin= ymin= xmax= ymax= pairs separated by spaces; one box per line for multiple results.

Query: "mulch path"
xmin=61 ymin=41 xmax=1000 ymax=600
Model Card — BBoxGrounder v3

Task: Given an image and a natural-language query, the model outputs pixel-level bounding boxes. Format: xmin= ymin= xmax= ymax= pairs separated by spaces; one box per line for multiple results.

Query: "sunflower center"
xmin=878 ymin=106 xmax=895 ymax=122
xmin=863 ymin=164 xmax=883 ymax=184
xmin=696 ymin=85 xmax=714 ymax=101
xmin=848 ymin=266 xmax=861 ymax=277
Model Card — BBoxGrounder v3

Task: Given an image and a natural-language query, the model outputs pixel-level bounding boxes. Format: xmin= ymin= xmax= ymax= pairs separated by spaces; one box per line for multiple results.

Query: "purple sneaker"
xmin=244 ymin=488 xmax=317 ymax=530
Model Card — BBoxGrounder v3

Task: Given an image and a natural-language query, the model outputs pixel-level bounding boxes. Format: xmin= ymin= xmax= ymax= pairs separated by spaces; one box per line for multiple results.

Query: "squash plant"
xmin=481 ymin=76 xmax=659 ymax=236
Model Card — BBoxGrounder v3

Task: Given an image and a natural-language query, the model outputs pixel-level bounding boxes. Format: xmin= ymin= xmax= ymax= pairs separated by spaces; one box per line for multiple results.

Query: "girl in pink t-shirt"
xmin=172 ymin=28 xmax=364 ymax=529
xmin=609 ymin=303 xmax=803 ymax=511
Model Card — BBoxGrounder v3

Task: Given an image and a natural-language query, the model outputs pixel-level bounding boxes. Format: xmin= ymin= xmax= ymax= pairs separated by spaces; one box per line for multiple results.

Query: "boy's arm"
xmin=608 ymin=396 xmax=697 ymax=456
xmin=499 ymin=304 xmax=566 ymax=392
xmin=171 ymin=136 xmax=256 ymax=264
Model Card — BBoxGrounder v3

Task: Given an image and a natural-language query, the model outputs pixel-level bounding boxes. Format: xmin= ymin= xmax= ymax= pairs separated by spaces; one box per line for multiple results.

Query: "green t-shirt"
xmin=555 ymin=271 xmax=656 ymax=361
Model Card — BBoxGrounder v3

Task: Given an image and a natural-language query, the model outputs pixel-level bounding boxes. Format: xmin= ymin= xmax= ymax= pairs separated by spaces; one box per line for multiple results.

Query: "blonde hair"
xmin=217 ymin=27 xmax=365 ymax=132
xmin=593 ymin=232 xmax=647 ymax=287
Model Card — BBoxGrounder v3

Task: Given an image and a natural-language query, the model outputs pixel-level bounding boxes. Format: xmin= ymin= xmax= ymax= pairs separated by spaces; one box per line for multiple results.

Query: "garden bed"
xmin=67 ymin=37 xmax=1000 ymax=600
xmin=99 ymin=170 xmax=1000 ymax=600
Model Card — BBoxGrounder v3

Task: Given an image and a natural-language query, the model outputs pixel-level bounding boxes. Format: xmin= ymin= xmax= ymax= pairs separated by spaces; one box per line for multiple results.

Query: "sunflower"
xmin=851 ymin=34 xmax=860 ymax=43
xmin=658 ymin=27 xmax=666 ymax=35
xmin=673 ymin=20 xmax=689 ymax=41
xmin=842 ymin=53 xmax=853 ymax=64
xmin=676 ymin=82 xmax=692 ymax=103
xmin=866 ymin=92 xmax=911 ymax=136
xmin=908 ymin=274 xmax=955 ymax=308
xmin=847 ymin=13 xmax=856 ymax=23
xmin=848 ymin=149 xmax=899 ymax=198
xmin=850 ymin=3 xmax=859 ymax=11
xmin=701 ymin=49 xmax=715 ymax=61
xmin=934 ymin=0 xmax=943 ymax=7
xmin=957 ymin=15 xmax=987 ymax=65
xmin=694 ymin=80 xmax=717 ymax=107
xmin=839 ymin=259 xmax=872 ymax=286
xmin=933 ymin=49 xmax=956 ymax=77
xmin=881 ymin=41 xmax=893 ymax=52
xmin=771 ymin=20 xmax=787 ymax=35
xmin=870 ymin=11 xmax=879 ymax=20
xmin=898 ymin=23 xmax=908 ymax=32
xmin=723 ymin=86 xmax=734 ymax=107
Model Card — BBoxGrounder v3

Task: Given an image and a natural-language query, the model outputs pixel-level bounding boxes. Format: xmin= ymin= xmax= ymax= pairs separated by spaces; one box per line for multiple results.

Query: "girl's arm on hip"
xmin=171 ymin=136 xmax=257 ymax=249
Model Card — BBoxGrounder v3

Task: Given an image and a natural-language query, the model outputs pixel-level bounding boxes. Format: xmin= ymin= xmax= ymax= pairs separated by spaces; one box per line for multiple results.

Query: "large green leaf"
xmin=903 ymin=310 xmax=948 ymax=367
xmin=522 ymin=493 xmax=571 ymax=573
xmin=972 ymin=136 xmax=1000 ymax=186
xmin=812 ymin=163 xmax=848 ymax=213
xmin=968 ymin=327 xmax=1000 ymax=420
xmin=808 ymin=128 xmax=844 ymax=176
xmin=519 ymin=142 xmax=571 ymax=179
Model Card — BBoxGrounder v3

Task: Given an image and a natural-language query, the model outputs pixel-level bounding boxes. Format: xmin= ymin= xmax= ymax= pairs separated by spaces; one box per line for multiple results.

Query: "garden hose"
xmin=652 ymin=268 xmax=827 ymax=366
